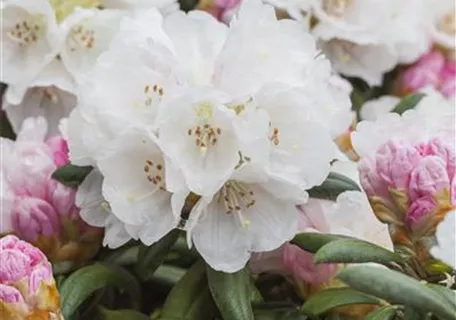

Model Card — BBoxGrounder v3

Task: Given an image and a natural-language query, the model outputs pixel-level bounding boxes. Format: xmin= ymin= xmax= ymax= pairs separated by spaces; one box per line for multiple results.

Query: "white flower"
xmin=59 ymin=8 xmax=125 ymax=80
xmin=360 ymin=96 xmax=399 ymax=121
xmin=352 ymin=89 xmax=455 ymax=158
xmin=76 ymin=170 xmax=132 ymax=249
xmin=66 ymin=0 xmax=345 ymax=272
xmin=3 ymin=86 xmax=76 ymax=138
xmin=97 ymin=128 xmax=185 ymax=245
xmin=431 ymin=210 xmax=456 ymax=269
xmin=1 ymin=0 xmax=61 ymax=88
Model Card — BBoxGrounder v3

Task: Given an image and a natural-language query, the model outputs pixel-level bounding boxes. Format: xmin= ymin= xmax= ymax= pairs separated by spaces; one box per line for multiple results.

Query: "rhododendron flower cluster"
xmin=352 ymin=93 xmax=455 ymax=264
xmin=66 ymin=0 xmax=354 ymax=272
xmin=0 ymin=235 xmax=62 ymax=319
xmin=1 ymin=117 xmax=102 ymax=263
xmin=0 ymin=0 xmax=455 ymax=318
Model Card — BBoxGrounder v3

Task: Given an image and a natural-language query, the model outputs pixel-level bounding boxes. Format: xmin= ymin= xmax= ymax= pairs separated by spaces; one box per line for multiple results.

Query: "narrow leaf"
xmin=301 ymin=287 xmax=382 ymax=316
xmin=207 ymin=265 xmax=255 ymax=320
xmin=365 ymin=305 xmax=397 ymax=320
xmin=392 ymin=93 xmax=426 ymax=115
xmin=136 ymin=229 xmax=180 ymax=279
xmin=337 ymin=265 xmax=456 ymax=320
xmin=291 ymin=233 xmax=352 ymax=254
xmin=52 ymin=164 xmax=93 ymax=187
xmin=60 ymin=263 xmax=141 ymax=318
xmin=403 ymin=306 xmax=426 ymax=320
xmin=427 ymin=284 xmax=456 ymax=310
xmin=98 ymin=307 xmax=149 ymax=320
xmin=314 ymin=238 xmax=401 ymax=265
xmin=161 ymin=260 xmax=216 ymax=320
xmin=308 ymin=172 xmax=360 ymax=200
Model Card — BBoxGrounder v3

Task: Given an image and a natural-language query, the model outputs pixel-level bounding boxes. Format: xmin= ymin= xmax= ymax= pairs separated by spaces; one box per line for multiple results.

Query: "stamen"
xmin=270 ymin=127 xmax=280 ymax=146
xmin=7 ymin=17 xmax=44 ymax=47
xmin=143 ymin=159 xmax=166 ymax=191
xmin=68 ymin=24 xmax=95 ymax=51
xmin=218 ymin=181 xmax=256 ymax=228
xmin=323 ymin=0 xmax=352 ymax=17
xmin=189 ymin=124 xmax=222 ymax=155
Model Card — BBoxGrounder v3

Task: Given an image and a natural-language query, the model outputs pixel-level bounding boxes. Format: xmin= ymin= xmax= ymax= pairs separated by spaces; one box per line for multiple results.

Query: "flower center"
xmin=188 ymin=103 xmax=222 ymax=155
xmin=143 ymin=159 xmax=166 ymax=191
xmin=7 ymin=17 xmax=45 ymax=47
xmin=323 ymin=0 xmax=352 ymax=17
xmin=218 ymin=181 xmax=256 ymax=226
xmin=68 ymin=24 xmax=96 ymax=51
xmin=438 ymin=12 xmax=455 ymax=36
xmin=188 ymin=124 xmax=222 ymax=155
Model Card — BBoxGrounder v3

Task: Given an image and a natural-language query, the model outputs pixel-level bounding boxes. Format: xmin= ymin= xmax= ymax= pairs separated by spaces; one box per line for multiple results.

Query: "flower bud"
xmin=401 ymin=52 xmax=443 ymax=93
xmin=11 ymin=197 xmax=61 ymax=243
xmin=358 ymin=157 xmax=389 ymax=198
xmin=409 ymin=156 xmax=451 ymax=201
xmin=0 ymin=236 xmax=62 ymax=319
xmin=46 ymin=179 xmax=77 ymax=216
xmin=46 ymin=136 xmax=70 ymax=167
xmin=405 ymin=196 xmax=438 ymax=234
xmin=376 ymin=140 xmax=421 ymax=189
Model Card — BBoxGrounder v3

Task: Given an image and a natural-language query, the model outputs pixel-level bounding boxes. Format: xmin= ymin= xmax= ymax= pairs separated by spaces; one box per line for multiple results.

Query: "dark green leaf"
xmin=60 ymin=263 xmax=141 ymax=318
xmin=98 ymin=307 xmax=149 ymax=320
xmin=136 ymin=229 xmax=181 ymax=279
xmin=365 ymin=305 xmax=397 ymax=320
xmin=427 ymin=284 xmax=456 ymax=311
xmin=308 ymin=172 xmax=360 ymax=200
xmin=52 ymin=164 xmax=93 ymax=187
xmin=403 ymin=306 xmax=426 ymax=320
xmin=337 ymin=265 xmax=456 ymax=320
xmin=301 ymin=287 xmax=382 ymax=316
xmin=207 ymin=265 xmax=255 ymax=320
xmin=161 ymin=260 xmax=217 ymax=320
xmin=291 ymin=233 xmax=352 ymax=254
xmin=392 ymin=93 xmax=426 ymax=115
xmin=103 ymin=245 xmax=140 ymax=266
xmin=314 ymin=238 xmax=401 ymax=266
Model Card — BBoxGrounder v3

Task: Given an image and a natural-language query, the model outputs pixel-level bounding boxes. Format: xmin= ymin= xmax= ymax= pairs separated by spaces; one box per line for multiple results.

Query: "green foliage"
xmin=52 ymin=164 xmax=93 ymax=187
xmin=308 ymin=172 xmax=361 ymax=200
xmin=60 ymin=263 xmax=141 ymax=318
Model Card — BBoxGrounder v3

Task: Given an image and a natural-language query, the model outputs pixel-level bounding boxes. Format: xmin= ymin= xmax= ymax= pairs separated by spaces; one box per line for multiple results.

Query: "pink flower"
xmin=358 ymin=135 xmax=455 ymax=238
xmin=1 ymin=117 xmax=101 ymax=263
xmin=199 ymin=0 xmax=241 ymax=22
xmin=46 ymin=136 xmax=70 ymax=167
xmin=0 ymin=235 xmax=62 ymax=319
xmin=401 ymin=49 xmax=456 ymax=99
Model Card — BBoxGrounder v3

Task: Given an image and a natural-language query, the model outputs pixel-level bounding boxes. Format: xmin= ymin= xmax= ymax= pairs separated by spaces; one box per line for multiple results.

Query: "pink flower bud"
xmin=46 ymin=179 xmax=77 ymax=216
xmin=405 ymin=196 xmax=438 ymax=232
xmin=11 ymin=197 xmax=61 ymax=243
xmin=409 ymin=156 xmax=451 ymax=201
xmin=0 ymin=236 xmax=61 ymax=318
xmin=358 ymin=157 xmax=390 ymax=198
xmin=440 ymin=62 xmax=456 ymax=98
xmin=46 ymin=136 xmax=70 ymax=167
xmin=420 ymin=137 xmax=456 ymax=179
xmin=376 ymin=140 xmax=422 ymax=189
xmin=402 ymin=55 xmax=443 ymax=93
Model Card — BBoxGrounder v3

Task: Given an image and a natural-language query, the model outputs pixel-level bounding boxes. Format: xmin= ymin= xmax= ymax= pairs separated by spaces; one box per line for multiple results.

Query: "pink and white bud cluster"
xmin=401 ymin=50 xmax=455 ymax=99
xmin=1 ymin=117 xmax=101 ymax=263
xmin=0 ymin=235 xmax=62 ymax=319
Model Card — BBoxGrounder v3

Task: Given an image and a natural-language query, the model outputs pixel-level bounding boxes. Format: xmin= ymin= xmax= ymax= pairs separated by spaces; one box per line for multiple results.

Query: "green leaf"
xmin=136 ymin=229 xmax=181 ymax=279
xmin=291 ymin=233 xmax=352 ymax=254
xmin=337 ymin=265 xmax=456 ymax=320
xmin=365 ymin=305 xmax=397 ymax=320
xmin=308 ymin=172 xmax=361 ymax=200
xmin=403 ymin=306 xmax=426 ymax=320
xmin=98 ymin=307 xmax=149 ymax=320
xmin=392 ymin=93 xmax=426 ymax=115
xmin=161 ymin=260 xmax=217 ymax=320
xmin=52 ymin=164 xmax=93 ymax=187
xmin=301 ymin=287 xmax=382 ymax=316
xmin=103 ymin=245 xmax=140 ymax=266
xmin=314 ymin=238 xmax=401 ymax=266
xmin=207 ymin=265 xmax=255 ymax=320
xmin=427 ymin=284 xmax=456 ymax=310
xmin=60 ymin=263 xmax=141 ymax=318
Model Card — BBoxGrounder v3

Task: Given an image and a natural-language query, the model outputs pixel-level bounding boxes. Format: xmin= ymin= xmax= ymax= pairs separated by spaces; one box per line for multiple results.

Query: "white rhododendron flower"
xmin=1 ymin=0 xmax=61 ymax=89
xmin=426 ymin=0 xmax=455 ymax=50
xmin=267 ymin=0 xmax=430 ymax=86
xmin=66 ymin=0 xmax=345 ymax=272
xmin=76 ymin=170 xmax=133 ymax=249
xmin=431 ymin=210 xmax=456 ymax=269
